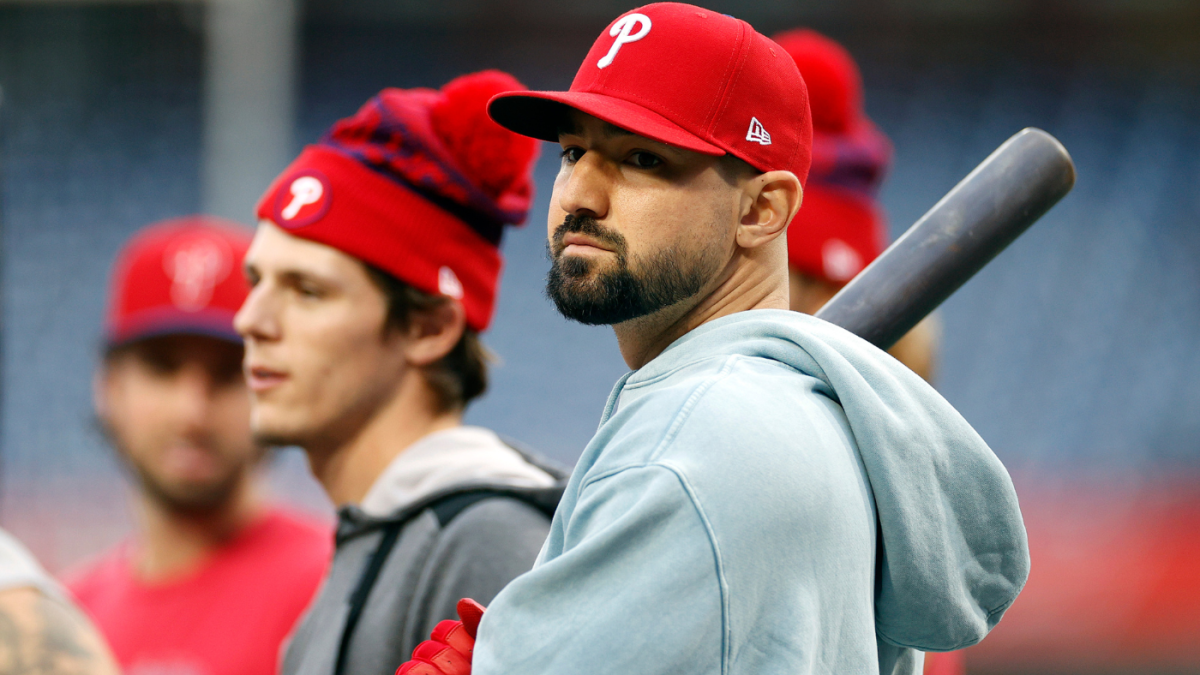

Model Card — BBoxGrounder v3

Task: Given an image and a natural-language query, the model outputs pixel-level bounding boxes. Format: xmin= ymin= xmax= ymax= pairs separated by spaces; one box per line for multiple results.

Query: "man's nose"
xmin=556 ymin=153 xmax=611 ymax=219
xmin=174 ymin=365 xmax=218 ymax=426
xmin=234 ymin=283 xmax=280 ymax=342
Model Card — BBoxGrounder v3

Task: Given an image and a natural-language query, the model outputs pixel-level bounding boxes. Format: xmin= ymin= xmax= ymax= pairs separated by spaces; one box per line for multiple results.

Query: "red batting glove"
xmin=396 ymin=599 xmax=486 ymax=675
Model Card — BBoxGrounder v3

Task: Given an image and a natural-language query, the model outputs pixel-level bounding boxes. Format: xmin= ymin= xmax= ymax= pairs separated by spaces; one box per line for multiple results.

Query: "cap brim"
xmin=489 ymin=91 xmax=726 ymax=156
xmin=107 ymin=311 xmax=243 ymax=350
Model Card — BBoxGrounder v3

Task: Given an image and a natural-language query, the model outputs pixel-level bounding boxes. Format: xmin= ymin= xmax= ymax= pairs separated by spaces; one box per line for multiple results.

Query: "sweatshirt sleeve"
xmin=472 ymin=464 xmax=725 ymax=675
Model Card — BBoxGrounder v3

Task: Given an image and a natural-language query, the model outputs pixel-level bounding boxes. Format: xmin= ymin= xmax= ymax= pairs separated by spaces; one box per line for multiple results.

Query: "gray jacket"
xmin=282 ymin=476 xmax=565 ymax=675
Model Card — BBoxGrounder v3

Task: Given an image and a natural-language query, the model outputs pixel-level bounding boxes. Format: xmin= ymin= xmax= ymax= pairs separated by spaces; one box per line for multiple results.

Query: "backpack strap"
xmin=429 ymin=489 xmax=530 ymax=528
xmin=332 ymin=489 xmax=545 ymax=675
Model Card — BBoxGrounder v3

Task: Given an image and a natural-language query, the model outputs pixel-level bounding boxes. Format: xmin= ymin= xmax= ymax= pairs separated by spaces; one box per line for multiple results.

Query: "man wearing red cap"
xmin=775 ymin=29 xmax=959 ymax=675
xmin=65 ymin=218 xmax=332 ymax=675
xmin=235 ymin=71 xmax=563 ymax=675
xmin=773 ymin=28 xmax=939 ymax=384
xmin=399 ymin=4 xmax=1028 ymax=675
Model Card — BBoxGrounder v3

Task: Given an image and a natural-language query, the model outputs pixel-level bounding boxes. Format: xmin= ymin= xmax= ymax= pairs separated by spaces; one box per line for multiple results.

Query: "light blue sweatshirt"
xmin=475 ymin=310 xmax=1029 ymax=674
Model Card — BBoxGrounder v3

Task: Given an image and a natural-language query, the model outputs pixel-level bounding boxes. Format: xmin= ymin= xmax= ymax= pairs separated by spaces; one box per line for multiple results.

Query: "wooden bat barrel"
xmin=815 ymin=127 xmax=1077 ymax=350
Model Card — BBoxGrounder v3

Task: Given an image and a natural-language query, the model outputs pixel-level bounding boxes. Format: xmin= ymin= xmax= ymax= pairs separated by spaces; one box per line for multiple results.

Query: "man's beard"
xmin=546 ymin=215 xmax=721 ymax=325
xmin=130 ymin=460 xmax=244 ymax=516
xmin=100 ymin=419 xmax=253 ymax=516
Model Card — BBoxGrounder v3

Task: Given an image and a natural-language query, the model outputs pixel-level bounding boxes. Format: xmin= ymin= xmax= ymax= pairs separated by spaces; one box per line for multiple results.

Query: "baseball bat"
xmin=814 ymin=127 xmax=1076 ymax=350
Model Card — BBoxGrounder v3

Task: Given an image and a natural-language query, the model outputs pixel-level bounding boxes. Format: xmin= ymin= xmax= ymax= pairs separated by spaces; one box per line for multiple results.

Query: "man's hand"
xmin=396 ymin=599 xmax=486 ymax=675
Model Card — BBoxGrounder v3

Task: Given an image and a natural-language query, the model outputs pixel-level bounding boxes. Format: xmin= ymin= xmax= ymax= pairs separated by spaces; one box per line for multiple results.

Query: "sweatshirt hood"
xmin=629 ymin=309 xmax=1029 ymax=652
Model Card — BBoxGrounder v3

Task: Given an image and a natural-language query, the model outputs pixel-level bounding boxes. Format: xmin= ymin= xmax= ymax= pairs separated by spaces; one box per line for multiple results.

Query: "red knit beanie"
xmin=774 ymin=29 xmax=893 ymax=284
xmin=256 ymin=71 xmax=541 ymax=332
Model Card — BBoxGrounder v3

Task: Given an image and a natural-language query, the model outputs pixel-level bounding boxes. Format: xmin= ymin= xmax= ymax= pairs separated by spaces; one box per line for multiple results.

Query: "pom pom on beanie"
xmin=431 ymin=71 xmax=541 ymax=217
xmin=772 ymin=29 xmax=863 ymax=135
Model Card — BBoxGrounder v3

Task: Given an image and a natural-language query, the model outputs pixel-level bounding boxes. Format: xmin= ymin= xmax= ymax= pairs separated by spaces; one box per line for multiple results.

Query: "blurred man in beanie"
xmin=773 ymin=28 xmax=940 ymax=384
xmin=399 ymin=4 xmax=1027 ymax=675
xmin=65 ymin=218 xmax=332 ymax=675
xmin=235 ymin=70 xmax=563 ymax=675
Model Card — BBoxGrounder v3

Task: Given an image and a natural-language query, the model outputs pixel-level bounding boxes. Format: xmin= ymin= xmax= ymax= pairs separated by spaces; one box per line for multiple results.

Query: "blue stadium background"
xmin=1 ymin=4 xmax=1198 ymax=672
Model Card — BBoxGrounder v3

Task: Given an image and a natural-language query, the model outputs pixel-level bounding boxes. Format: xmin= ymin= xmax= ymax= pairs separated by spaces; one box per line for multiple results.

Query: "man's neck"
xmin=613 ymin=253 xmax=789 ymax=369
xmin=307 ymin=379 xmax=463 ymax=508
xmin=134 ymin=476 xmax=262 ymax=582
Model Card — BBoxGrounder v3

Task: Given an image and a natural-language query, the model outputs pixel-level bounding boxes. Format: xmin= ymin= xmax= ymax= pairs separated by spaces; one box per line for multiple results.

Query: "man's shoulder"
xmin=618 ymin=352 xmax=835 ymax=443
xmin=258 ymin=506 xmax=334 ymax=542
xmin=60 ymin=543 xmax=131 ymax=609
xmin=439 ymin=494 xmax=553 ymax=540
xmin=234 ymin=506 xmax=333 ymax=567
xmin=596 ymin=351 xmax=858 ymax=495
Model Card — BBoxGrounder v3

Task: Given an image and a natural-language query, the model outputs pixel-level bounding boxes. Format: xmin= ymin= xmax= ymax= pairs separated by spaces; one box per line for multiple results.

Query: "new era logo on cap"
xmin=438 ymin=266 xmax=464 ymax=299
xmin=746 ymin=117 xmax=772 ymax=146
xmin=273 ymin=170 xmax=332 ymax=229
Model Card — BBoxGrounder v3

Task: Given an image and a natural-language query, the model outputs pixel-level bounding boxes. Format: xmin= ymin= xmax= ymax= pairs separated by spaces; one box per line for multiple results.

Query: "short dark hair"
xmin=364 ymin=264 xmax=489 ymax=412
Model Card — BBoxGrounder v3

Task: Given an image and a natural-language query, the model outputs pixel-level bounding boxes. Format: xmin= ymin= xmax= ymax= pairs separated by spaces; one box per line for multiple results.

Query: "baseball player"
xmin=774 ymin=28 xmax=940 ymax=384
xmin=66 ymin=218 xmax=332 ymax=675
xmin=398 ymin=4 xmax=1028 ymax=675
xmin=235 ymin=71 xmax=563 ymax=675
xmin=0 ymin=528 xmax=120 ymax=674
xmin=775 ymin=28 xmax=962 ymax=675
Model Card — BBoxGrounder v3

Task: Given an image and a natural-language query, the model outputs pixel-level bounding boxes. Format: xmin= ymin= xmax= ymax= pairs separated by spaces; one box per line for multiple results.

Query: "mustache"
xmin=550 ymin=215 xmax=627 ymax=258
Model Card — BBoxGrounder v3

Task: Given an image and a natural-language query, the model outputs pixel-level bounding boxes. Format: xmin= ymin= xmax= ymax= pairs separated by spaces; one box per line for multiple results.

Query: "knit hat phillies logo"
xmin=822 ymin=238 xmax=863 ymax=282
xmin=273 ymin=171 xmax=333 ymax=229
xmin=597 ymin=13 xmax=652 ymax=68
xmin=163 ymin=236 xmax=233 ymax=312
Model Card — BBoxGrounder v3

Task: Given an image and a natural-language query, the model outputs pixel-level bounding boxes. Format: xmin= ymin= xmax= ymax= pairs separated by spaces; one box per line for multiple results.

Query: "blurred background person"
xmin=0 ymin=527 xmax=120 ymax=674
xmin=236 ymin=71 xmax=564 ymax=675
xmin=775 ymin=29 xmax=957 ymax=674
xmin=64 ymin=218 xmax=332 ymax=675
xmin=775 ymin=28 xmax=940 ymax=384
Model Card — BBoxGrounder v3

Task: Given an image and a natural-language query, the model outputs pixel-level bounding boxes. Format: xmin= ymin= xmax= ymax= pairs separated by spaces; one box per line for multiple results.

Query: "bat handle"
xmin=814 ymin=127 xmax=1076 ymax=350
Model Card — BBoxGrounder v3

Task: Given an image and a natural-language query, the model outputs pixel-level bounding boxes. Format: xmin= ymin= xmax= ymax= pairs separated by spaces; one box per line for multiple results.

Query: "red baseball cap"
xmin=774 ymin=28 xmax=893 ymax=284
xmin=106 ymin=217 xmax=253 ymax=347
xmin=257 ymin=71 xmax=540 ymax=332
xmin=487 ymin=2 xmax=813 ymax=184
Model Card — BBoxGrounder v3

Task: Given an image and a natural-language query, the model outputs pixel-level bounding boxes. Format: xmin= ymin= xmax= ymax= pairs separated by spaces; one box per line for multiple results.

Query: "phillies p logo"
xmin=273 ymin=170 xmax=332 ymax=229
xmin=163 ymin=236 xmax=232 ymax=312
xmin=597 ymin=13 xmax=652 ymax=69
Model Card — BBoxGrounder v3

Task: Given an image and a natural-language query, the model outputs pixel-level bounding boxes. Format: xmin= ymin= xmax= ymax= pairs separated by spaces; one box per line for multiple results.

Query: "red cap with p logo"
xmin=106 ymin=217 xmax=253 ymax=347
xmin=487 ymin=2 xmax=813 ymax=184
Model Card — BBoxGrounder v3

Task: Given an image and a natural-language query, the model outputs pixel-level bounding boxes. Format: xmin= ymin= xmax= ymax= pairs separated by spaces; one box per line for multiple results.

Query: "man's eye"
xmin=560 ymin=147 xmax=584 ymax=163
xmin=629 ymin=152 xmax=662 ymax=169
xmin=143 ymin=353 xmax=180 ymax=376
xmin=296 ymin=284 xmax=323 ymax=299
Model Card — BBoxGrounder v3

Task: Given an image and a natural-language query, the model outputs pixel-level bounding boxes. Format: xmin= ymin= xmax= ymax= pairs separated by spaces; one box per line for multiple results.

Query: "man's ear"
xmin=402 ymin=299 xmax=467 ymax=367
xmin=736 ymin=170 xmax=803 ymax=250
